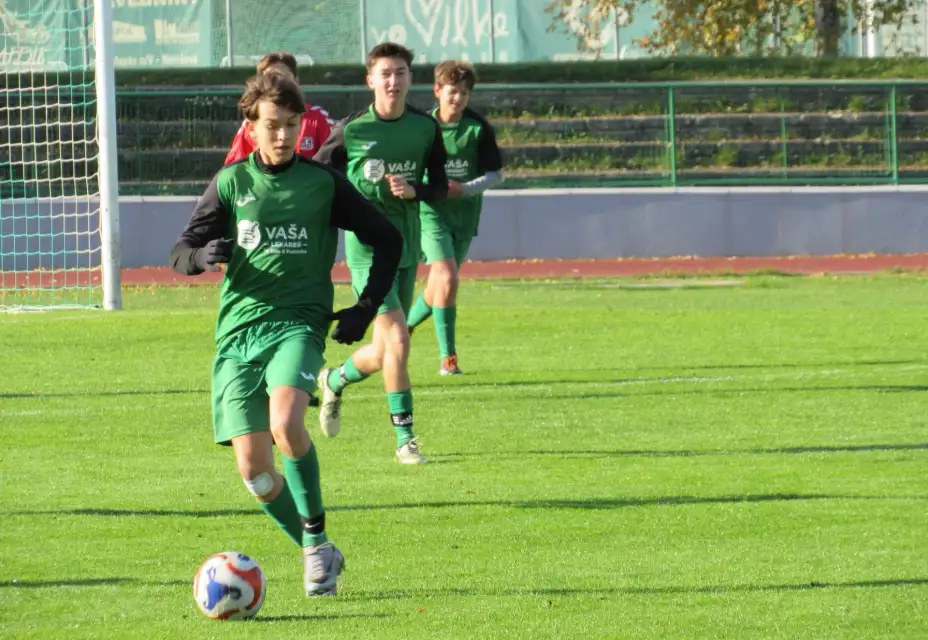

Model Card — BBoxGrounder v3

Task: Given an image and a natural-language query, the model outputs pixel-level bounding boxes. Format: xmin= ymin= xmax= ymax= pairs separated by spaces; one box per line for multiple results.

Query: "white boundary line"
xmin=4 ymin=363 xmax=926 ymax=419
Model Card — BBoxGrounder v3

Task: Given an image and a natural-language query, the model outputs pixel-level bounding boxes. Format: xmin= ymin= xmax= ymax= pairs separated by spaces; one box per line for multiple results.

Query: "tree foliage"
xmin=546 ymin=0 xmax=921 ymax=57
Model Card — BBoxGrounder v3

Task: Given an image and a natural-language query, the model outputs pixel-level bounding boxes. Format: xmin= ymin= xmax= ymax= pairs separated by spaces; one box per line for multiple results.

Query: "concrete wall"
xmin=3 ymin=187 xmax=928 ymax=270
xmin=0 ymin=198 xmax=101 ymax=271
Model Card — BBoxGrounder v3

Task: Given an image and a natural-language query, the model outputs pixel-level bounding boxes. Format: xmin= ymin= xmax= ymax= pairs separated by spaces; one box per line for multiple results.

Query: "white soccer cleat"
xmin=303 ymin=542 xmax=344 ymax=597
xmin=318 ymin=368 xmax=342 ymax=438
xmin=395 ymin=437 xmax=427 ymax=464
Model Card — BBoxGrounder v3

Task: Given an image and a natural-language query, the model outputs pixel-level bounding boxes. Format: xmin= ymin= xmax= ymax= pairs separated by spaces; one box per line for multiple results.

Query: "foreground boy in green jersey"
xmin=407 ymin=60 xmax=504 ymax=375
xmin=313 ymin=42 xmax=449 ymax=464
xmin=169 ymin=72 xmax=401 ymax=597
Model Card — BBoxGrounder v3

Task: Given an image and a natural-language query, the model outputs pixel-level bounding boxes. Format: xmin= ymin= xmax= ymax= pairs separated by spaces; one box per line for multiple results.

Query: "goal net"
xmin=1 ymin=0 xmax=120 ymax=312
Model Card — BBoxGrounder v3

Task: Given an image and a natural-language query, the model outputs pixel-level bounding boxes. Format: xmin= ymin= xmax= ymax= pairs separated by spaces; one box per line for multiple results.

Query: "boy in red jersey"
xmin=224 ymin=52 xmax=334 ymax=165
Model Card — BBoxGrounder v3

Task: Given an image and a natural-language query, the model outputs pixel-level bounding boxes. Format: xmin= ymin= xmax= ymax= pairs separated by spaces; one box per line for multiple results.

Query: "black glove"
xmin=330 ymin=299 xmax=376 ymax=345
xmin=194 ymin=238 xmax=235 ymax=272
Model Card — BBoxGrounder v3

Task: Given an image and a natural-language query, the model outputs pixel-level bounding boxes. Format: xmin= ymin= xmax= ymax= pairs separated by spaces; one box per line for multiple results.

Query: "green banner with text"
xmin=0 ymin=0 xmax=76 ymax=71
xmin=108 ymin=0 xmax=213 ymax=68
xmin=8 ymin=0 xmax=923 ymax=72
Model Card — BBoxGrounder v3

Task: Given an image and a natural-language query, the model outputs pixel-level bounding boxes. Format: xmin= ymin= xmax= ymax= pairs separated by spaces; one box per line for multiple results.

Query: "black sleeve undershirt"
xmin=168 ymin=172 xmax=231 ymax=275
xmin=327 ymin=169 xmax=401 ymax=309
xmin=475 ymin=118 xmax=504 ymax=174
xmin=413 ymin=119 xmax=449 ymax=202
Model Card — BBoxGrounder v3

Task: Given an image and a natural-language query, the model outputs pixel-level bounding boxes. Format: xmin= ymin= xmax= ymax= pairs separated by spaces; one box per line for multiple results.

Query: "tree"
xmin=816 ymin=0 xmax=844 ymax=56
xmin=545 ymin=0 xmax=920 ymax=57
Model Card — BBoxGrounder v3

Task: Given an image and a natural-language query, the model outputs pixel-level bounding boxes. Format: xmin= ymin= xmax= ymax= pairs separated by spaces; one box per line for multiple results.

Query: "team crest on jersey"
xmin=300 ymin=138 xmax=314 ymax=151
xmin=237 ymin=220 xmax=261 ymax=250
xmin=363 ymin=158 xmax=385 ymax=182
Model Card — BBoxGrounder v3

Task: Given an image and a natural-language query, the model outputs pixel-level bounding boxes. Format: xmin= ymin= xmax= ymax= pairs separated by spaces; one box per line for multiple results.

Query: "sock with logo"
xmin=406 ymin=294 xmax=433 ymax=330
xmin=283 ymin=446 xmax=328 ymax=548
xmin=326 ymin=358 xmax=369 ymax=395
xmin=432 ymin=306 xmax=457 ymax=359
xmin=387 ymin=390 xmax=414 ymax=448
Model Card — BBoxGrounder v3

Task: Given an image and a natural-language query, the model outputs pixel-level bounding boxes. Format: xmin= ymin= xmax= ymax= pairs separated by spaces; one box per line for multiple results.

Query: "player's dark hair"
xmin=434 ymin=60 xmax=477 ymax=89
xmin=256 ymin=52 xmax=299 ymax=80
xmin=366 ymin=42 xmax=414 ymax=70
xmin=239 ymin=72 xmax=306 ymax=121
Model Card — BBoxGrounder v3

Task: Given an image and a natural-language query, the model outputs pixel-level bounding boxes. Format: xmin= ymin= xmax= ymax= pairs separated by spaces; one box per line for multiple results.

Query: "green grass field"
xmin=2 ymin=275 xmax=927 ymax=639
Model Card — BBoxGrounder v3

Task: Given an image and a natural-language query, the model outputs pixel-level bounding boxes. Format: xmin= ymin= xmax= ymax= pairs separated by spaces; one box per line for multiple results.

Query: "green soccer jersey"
xmin=314 ymin=104 xmax=449 ymax=269
xmin=169 ymin=153 xmax=402 ymax=344
xmin=420 ymin=107 xmax=503 ymax=238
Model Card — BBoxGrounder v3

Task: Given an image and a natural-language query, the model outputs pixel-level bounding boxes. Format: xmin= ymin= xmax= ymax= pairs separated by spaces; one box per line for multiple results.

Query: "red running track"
xmin=4 ymin=254 xmax=928 ymax=288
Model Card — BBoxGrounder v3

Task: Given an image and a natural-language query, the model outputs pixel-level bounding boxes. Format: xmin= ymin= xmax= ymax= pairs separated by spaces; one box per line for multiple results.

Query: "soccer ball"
xmin=193 ymin=551 xmax=266 ymax=620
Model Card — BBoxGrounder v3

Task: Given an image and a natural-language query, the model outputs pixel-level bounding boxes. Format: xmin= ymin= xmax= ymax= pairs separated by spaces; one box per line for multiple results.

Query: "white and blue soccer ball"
xmin=193 ymin=551 xmax=267 ymax=620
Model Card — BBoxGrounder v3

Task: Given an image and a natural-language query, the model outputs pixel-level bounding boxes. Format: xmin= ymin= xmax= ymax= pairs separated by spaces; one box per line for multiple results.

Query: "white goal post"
xmin=94 ymin=0 xmax=122 ymax=311
xmin=0 ymin=0 xmax=121 ymax=312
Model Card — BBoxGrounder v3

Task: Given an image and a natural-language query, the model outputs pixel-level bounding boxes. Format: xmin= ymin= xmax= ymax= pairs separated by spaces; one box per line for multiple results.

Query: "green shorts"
xmin=421 ymin=226 xmax=473 ymax=267
xmin=350 ymin=264 xmax=417 ymax=318
xmin=211 ymin=321 xmax=325 ymax=446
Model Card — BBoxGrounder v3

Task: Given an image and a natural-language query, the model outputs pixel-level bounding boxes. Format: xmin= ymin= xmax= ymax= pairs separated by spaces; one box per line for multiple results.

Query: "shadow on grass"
xmin=0 ymin=389 xmax=207 ymax=400
xmin=6 ymin=576 xmax=924 ymax=600
xmin=3 ymin=360 xmax=918 ymax=399
xmin=653 ymin=383 xmax=928 ymax=396
xmin=629 ymin=359 xmax=920 ymax=372
xmin=0 ymin=578 xmax=134 ymax=588
xmin=353 ymin=577 xmax=928 ymax=601
xmin=431 ymin=442 xmax=928 ymax=461
xmin=539 ymin=384 xmax=928 ymax=402
xmin=414 ymin=358 xmax=923 ymax=387
xmin=9 ymin=493 xmax=925 ymax=519
xmin=10 ymin=508 xmax=264 ymax=517
xmin=252 ymin=613 xmax=391 ymax=623
xmin=0 ymin=389 xmax=320 ymax=406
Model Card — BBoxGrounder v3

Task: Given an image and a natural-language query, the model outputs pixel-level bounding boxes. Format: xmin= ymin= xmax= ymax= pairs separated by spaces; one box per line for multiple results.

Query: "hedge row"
xmin=7 ymin=57 xmax=928 ymax=89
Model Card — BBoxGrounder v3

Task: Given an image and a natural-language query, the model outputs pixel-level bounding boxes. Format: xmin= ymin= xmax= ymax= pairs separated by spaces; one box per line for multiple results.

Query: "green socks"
xmin=407 ymin=294 xmax=433 ymax=330
xmin=432 ymin=306 xmax=457 ymax=359
xmin=327 ymin=358 xmax=369 ymax=394
xmin=387 ymin=390 xmax=414 ymax=447
xmin=326 ymin=353 xmax=416 ymax=450
xmin=283 ymin=447 xmax=328 ymax=547
xmin=408 ymin=295 xmax=458 ymax=359
xmin=256 ymin=453 xmax=328 ymax=548
xmin=258 ymin=479 xmax=303 ymax=547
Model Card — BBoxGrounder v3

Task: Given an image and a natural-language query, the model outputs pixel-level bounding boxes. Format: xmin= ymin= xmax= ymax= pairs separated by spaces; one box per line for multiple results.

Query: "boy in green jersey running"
xmin=169 ymin=71 xmax=401 ymax=597
xmin=313 ymin=42 xmax=449 ymax=464
xmin=407 ymin=60 xmax=504 ymax=375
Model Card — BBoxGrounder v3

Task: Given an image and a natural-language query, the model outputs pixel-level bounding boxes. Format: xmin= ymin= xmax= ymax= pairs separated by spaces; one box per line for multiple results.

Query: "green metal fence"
xmin=5 ymin=80 xmax=928 ymax=198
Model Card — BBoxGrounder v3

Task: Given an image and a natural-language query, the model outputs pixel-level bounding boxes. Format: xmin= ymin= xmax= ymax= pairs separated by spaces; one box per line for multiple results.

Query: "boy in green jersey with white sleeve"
xmin=169 ymin=71 xmax=401 ymax=597
xmin=407 ymin=60 xmax=505 ymax=375
xmin=313 ymin=43 xmax=449 ymax=465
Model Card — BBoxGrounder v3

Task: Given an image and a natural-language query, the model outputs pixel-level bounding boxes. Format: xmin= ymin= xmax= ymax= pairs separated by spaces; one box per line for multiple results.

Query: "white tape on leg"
xmin=243 ymin=472 xmax=274 ymax=497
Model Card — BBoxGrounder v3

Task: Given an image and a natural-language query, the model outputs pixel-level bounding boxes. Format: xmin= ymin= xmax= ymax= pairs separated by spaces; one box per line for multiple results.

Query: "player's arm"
xmin=312 ymin=118 xmax=349 ymax=173
xmin=459 ymin=119 xmax=505 ymax=196
xmin=169 ymin=173 xmax=234 ymax=275
xmin=329 ymin=173 xmax=401 ymax=309
xmin=409 ymin=119 xmax=449 ymax=202
xmin=223 ymin=121 xmax=254 ymax=165
xmin=325 ymin=170 xmax=402 ymax=344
